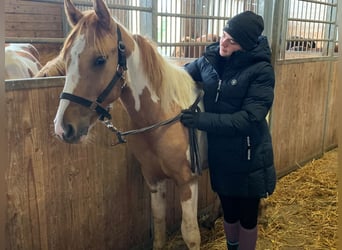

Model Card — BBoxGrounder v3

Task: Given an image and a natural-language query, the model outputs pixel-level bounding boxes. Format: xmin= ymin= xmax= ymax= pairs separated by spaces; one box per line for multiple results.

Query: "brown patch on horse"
xmin=132 ymin=34 xmax=165 ymax=95
xmin=132 ymin=34 xmax=197 ymax=113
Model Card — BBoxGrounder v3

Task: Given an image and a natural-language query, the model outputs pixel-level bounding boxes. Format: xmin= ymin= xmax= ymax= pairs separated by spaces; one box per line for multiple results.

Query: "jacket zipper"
xmin=203 ymin=57 xmax=221 ymax=104
xmin=215 ymin=79 xmax=222 ymax=103
xmin=247 ymin=136 xmax=251 ymax=160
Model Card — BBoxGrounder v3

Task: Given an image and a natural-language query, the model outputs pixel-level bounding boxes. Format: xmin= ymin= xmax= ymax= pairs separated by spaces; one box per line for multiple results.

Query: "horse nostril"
xmin=79 ymin=127 xmax=89 ymax=136
xmin=64 ymin=124 xmax=75 ymax=140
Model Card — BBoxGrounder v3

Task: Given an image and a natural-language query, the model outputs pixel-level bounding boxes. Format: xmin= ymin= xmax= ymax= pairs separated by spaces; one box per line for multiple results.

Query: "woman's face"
xmin=219 ymin=31 xmax=242 ymax=57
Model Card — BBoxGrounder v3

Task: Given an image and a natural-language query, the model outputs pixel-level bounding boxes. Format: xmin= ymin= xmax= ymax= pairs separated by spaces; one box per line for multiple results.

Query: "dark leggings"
xmin=218 ymin=194 xmax=260 ymax=229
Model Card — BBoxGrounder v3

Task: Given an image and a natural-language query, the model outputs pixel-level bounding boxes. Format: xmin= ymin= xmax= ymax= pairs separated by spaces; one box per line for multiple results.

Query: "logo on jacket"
xmin=231 ymin=79 xmax=238 ymax=85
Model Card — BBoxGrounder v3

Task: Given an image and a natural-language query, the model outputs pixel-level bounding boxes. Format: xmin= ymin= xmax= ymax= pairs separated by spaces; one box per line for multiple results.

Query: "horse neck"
xmin=119 ymin=61 xmax=166 ymax=127
xmin=118 ymin=34 xmax=199 ymax=127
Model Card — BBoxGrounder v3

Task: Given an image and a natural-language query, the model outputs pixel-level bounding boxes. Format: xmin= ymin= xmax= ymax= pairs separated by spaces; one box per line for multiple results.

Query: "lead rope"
xmin=188 ymin=101 xmax=202 ymax=175
xmin=102 ymin=89 xmax=204 ymax=174
xmin=102 ymin=113 xmax=182 ymax=145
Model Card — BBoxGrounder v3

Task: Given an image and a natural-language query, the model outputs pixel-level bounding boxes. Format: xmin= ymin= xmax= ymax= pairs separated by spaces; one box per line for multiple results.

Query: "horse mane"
xmin=36 ymin=54 xmax=66 ymax=77
xmin=61 ymin=10 xmax=116 ymax=59
xmin=132 ymin=34 xmax=196 ymax=111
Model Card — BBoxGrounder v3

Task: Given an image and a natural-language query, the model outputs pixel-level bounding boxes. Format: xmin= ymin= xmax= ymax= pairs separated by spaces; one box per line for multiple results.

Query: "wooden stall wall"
xmin=5 ymin=78 xmax=217 ymax=250
xmin=270 ymin=60 xmax=338 ymax=177
xmin=323 ymin=61 xmax=338 ymax=150
xmin=5 ymin=0 xmax=64 ymax=64
xmin=5 ymin=0 xmax=62 ymax=38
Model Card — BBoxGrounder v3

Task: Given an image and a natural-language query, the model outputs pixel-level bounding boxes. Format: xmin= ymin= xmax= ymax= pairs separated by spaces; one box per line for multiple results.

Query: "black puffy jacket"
xmin=185 ymin=36 xmax=276 ymax=198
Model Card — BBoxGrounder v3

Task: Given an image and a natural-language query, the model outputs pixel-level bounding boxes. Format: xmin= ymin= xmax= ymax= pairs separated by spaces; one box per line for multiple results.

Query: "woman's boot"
xmin=224 ymin=220 xmax=239 ymax=249
xmin=238 ymin=225 xmax=257 ymax=250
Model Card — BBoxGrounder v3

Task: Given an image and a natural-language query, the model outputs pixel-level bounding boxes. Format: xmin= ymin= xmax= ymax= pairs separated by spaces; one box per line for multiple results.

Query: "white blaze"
xmin=54 ymin=35 xmax=86 ymax=138
xmin=126 ymin=46 xmax=160 ymax=111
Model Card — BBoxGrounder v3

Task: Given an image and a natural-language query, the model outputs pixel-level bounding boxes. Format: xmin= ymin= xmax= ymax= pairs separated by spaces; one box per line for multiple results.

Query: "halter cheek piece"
xmin=59 ymin=26 xmax=127 ymax=121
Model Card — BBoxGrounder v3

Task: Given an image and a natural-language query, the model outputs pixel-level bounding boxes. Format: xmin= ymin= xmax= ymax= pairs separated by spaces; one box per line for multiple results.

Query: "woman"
xmin=181 ymin=11 xmax=276 ymax=250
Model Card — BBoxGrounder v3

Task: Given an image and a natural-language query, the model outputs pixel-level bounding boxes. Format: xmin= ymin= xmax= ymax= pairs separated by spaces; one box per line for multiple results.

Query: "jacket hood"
xmin=204 ymin=36 xmax=272 ymax=72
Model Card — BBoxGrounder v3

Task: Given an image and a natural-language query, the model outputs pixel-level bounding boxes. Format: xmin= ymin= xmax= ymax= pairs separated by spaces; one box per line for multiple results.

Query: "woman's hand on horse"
xmin=180 ymin=109 xmax=201 ymax=128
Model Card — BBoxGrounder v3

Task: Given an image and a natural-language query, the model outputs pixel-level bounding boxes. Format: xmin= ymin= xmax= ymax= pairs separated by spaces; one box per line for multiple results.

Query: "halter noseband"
xmin=60 ymin=26 xmax=127 ymax=121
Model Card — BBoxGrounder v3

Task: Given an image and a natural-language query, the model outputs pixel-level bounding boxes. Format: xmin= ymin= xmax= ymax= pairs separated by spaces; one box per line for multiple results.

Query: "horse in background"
xmin=286 ymin=36 xmax=316 ymax=51
xmin=53 ymin=0 xmax=208 ymax=249
xmin=5 ymin=43 xmax=42 ymax=79
xmin=35 ymin=54 xmax=65 ymax=77
xmin=172 ymin=34 xmax=220 ymax=58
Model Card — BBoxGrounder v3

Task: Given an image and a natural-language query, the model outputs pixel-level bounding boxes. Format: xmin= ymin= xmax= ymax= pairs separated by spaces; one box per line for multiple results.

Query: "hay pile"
xmin=166 ymin=149 xmax=338 ymax=250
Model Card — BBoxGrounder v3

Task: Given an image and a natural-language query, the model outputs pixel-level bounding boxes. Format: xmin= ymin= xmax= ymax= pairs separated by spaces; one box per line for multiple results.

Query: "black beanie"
xmin=223 ymin=11 xmax=264 ymax=51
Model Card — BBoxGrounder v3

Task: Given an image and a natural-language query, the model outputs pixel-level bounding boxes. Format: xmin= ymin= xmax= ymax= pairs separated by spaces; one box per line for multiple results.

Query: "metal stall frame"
xmin=6 ymin=0 xmax=261 ymax=57
xmin=0 ymin=0 xmax=7 ymax=247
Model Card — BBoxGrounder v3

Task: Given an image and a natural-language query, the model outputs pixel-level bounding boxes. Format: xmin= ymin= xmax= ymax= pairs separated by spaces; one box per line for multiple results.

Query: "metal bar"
xmin=286 ymin=38 xmax=335 ymax=42
xmin=151 ymin=0 xmax=158 ymax=42
xmin=288 ymin=17 xmax=335 ymax=24
xmin=260 ymin=0 xmax=275 ymax=41
xmin=158 ymin=41 xmax=218 ymax=46
xmin=0 ymin=0 xmax=6 ymax=247
xmin=298 ymin=0 xmax=337 ymax=7
xmin=158 ymin=12 xmax=228 ymax=20
xmin=28 ymin=0 xmax=63 ymax=4
xmin=281 ymin=0 xmax=289 ymax=59
xmin=271 ymin=0 xmax=285 ymax=62
xmin=29 ymin=0 xmax=153 ymax=12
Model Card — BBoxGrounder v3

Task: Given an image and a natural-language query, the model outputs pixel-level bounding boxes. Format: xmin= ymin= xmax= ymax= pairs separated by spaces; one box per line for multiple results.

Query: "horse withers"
xmin=35 ymin=54 xmax=65 ymax=77
xmin=52 ymin=0 xmax=210 ymax=249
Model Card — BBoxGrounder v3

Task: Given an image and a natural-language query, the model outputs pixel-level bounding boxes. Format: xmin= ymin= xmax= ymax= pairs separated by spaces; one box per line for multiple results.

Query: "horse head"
xmin=54 ymin=0 xmax=134 ymax=143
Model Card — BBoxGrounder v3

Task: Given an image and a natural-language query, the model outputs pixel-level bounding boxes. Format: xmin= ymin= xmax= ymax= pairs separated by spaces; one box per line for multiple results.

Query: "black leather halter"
xmin=60 ymin=26 xmax=127 ymax=121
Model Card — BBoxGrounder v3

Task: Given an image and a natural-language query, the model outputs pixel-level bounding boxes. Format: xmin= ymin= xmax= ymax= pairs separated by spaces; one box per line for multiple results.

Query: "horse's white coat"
xmin=5 ymin=44 xmax=41 ymax=79
xmin=54 ymin=35 xmax=86 ymax=138
xmin=150 ymin=181 xmax=167 ymax=249
xmin=126 ymin=45 xmax=160 ymax=111
xmin=180 ymin=180 xmax=200 ymax=249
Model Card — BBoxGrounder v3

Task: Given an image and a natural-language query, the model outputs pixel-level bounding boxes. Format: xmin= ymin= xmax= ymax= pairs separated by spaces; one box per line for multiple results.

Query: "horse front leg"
xmin=150 ymin=180 xmax=167 ymax=250
xmin=179 ymin=179 xmax=201 ymax=250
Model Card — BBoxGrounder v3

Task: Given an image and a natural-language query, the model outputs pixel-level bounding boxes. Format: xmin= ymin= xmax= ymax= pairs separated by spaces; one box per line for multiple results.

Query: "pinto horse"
xmin=172 ymin=34 xmax=220 ymax=58
xmin=5 ymin=43 xmax=42 ymax=79
xmin=35 ymin=54 xmax=65 ymax=77
xmin=54 ymin=0 xmax=207 ymax=249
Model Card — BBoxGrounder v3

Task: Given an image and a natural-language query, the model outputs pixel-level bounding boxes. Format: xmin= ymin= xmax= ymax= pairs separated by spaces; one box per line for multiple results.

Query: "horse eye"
xmin=95 ymin=56 xmax=107 ymax=66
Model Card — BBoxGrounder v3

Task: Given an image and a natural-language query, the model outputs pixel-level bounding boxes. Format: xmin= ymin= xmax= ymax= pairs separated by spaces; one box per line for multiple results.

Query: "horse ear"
xmin=64 ymin=0 xmax=83 ymax=27
xmin=93 ymin=0 xmax=112 ymax=29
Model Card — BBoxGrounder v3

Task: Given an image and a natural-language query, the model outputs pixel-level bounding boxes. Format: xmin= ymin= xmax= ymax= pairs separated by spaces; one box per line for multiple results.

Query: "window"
xmin=281 ymin=0 xmax=338 ymax=59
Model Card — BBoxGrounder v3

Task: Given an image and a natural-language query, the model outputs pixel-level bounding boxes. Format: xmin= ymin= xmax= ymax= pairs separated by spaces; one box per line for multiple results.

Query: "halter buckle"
xmin=89 ymin=101 xmax=99 ymax=111
xmin=102 ymin=119 xmax=127 ymax=146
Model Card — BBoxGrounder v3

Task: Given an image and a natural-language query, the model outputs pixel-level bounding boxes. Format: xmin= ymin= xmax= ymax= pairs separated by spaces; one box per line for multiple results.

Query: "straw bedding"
xmin=165 ymin=148 xmax=338 ymax=249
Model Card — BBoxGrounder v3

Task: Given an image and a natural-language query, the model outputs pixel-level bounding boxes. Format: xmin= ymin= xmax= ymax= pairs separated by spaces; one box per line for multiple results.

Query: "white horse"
xmin=5 ymin=43 xmax=42 ymax=79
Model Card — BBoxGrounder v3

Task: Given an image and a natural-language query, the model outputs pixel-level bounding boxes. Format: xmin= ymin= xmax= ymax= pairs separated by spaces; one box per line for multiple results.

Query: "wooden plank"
xmin=5 ymin=2 xmax=62 ymax=15
xmin=271 ymin=61 xmax=331 ymax=176
xmin=5 ymin=14 xmax=61 ymax=23
xmin=5 ymin=30 xmax=63 ymax=39
xmin=6 ymin=22 xmax=62 ymax=32
xmin=5 ymin=77 xmax=65 ymax=91
xmin=323 ymin=61 xmax=338 ymax=149
xmin=4 ymin=0 xmax=63 ymax=40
